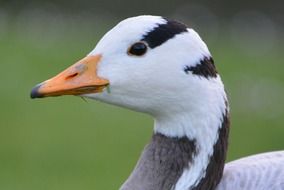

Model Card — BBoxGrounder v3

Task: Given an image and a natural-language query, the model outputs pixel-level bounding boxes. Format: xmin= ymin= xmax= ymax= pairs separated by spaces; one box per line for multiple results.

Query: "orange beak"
xmin=30 ymin=54 xmax=109 ymax=99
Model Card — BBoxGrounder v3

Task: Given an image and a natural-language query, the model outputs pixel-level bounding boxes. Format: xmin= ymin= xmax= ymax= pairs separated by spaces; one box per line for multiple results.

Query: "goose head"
xmin=31 ymin=15 xmax=225 ymax=125
xmin=31 ymin=15 xmax=229 ymax=190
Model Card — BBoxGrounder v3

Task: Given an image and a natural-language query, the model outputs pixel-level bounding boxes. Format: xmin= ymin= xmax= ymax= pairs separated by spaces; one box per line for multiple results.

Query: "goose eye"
xmin=128 ymin=42 xmax=148 ymax=56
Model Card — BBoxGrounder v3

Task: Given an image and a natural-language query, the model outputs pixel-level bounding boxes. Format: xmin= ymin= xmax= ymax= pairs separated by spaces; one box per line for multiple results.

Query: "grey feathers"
xmin=120 ymin=133 xmax=196 ymax=190
xmin=217 ymin=151 xmax=284 ymax=190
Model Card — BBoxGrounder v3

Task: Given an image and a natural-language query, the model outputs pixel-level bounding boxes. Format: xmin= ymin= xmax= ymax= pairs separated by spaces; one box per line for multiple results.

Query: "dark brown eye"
xmin=128 ymin=42 xmax=148 ymax=56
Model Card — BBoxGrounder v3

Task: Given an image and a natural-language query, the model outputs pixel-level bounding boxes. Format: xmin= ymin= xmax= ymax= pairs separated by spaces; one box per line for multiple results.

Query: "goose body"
xmin=31 ymin=15 xmax=284 ymax=190
xmin=217 ymin=151 xmax=284 ymax=190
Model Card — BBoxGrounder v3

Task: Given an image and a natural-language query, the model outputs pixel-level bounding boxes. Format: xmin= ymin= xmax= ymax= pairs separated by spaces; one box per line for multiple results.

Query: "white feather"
xmin=217 ymin=151 xmax=284 ymax=190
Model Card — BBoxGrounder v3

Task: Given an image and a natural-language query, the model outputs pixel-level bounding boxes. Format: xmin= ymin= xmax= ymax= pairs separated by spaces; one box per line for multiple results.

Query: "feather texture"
xmin=217 ymin=151 xmax=284 ymax=190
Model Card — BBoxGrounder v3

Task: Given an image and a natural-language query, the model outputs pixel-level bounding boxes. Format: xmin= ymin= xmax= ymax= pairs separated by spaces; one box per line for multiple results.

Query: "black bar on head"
xmin=184 ymin=57 xmax=218 ymax=79
xmin=141 ymin=18 xmax=188 ymax=49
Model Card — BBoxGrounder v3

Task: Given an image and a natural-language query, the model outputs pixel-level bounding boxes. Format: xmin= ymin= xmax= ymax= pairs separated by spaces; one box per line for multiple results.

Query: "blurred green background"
xmin=0 ymin=0 xmax=284 ymax=189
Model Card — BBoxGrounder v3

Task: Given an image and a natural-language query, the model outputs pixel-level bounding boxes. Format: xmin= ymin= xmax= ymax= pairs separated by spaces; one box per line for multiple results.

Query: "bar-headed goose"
xmin=31 ymin=15 xmax=284 ymax=190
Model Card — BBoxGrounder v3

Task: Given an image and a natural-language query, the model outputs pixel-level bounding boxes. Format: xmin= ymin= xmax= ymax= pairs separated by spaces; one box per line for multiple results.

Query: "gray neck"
xmin=120 ymin=113 xmax=229 ymax=190
xmin=120 ymin=133 xmax=196 ymax=190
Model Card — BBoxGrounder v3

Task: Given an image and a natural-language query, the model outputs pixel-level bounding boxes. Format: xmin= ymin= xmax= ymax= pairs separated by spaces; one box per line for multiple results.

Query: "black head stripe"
xmin=141 ymin=18 xmax=188 ymax=48
xmin=184 ymin=57 xmax=218 ymax=78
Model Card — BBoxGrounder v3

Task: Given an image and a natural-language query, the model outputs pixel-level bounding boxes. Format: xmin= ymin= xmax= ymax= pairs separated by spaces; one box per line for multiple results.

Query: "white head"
xmin=89 ymin=16 xmax=224 ymax=114
xmin=31 ymin=15 xmax=227 ymax=137
xmin=31 ymin=15 xmax=229 ymax=190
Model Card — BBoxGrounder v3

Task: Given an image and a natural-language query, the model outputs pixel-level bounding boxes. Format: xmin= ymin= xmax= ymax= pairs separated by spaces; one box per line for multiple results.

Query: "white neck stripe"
xmin=154 ymin=76 xmax=227 ymax=190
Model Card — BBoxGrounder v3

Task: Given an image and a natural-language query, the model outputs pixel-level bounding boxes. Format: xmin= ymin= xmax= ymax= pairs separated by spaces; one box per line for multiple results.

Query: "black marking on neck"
xmin=184 ymin=57 xmax=218 ymax=78
xmin=192 ymin=109 xmax=230 ymax=190
xmin=121 ymin=133 xmax=197 ymax=190
xmin=141 ymin=18 xmax=188 ymax=49
xmin=121 ymin=103 xmax=229 ymax=190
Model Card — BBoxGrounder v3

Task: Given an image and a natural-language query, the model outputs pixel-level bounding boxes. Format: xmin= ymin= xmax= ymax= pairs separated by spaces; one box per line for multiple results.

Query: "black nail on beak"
xmin=30 ymin=83 xmax=44 ymax=99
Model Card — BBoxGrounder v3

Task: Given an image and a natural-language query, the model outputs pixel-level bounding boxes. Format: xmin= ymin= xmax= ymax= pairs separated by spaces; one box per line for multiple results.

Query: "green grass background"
xmin=0 ymin=18 xmax=284 ymax=190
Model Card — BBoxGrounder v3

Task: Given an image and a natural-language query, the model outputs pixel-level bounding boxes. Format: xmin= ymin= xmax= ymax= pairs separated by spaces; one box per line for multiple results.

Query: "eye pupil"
xmin=128 ymin=42 xmax=147 ymax=56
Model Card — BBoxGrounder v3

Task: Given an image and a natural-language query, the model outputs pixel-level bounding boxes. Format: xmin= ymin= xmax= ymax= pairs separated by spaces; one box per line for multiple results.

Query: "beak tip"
xmin=30 ymin=83 xmax=44 ymax=99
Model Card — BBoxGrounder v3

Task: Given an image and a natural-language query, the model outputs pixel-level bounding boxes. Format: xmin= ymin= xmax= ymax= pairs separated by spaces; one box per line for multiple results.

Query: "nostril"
xmin=65 ymin=73 xmax=78 ymax=80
